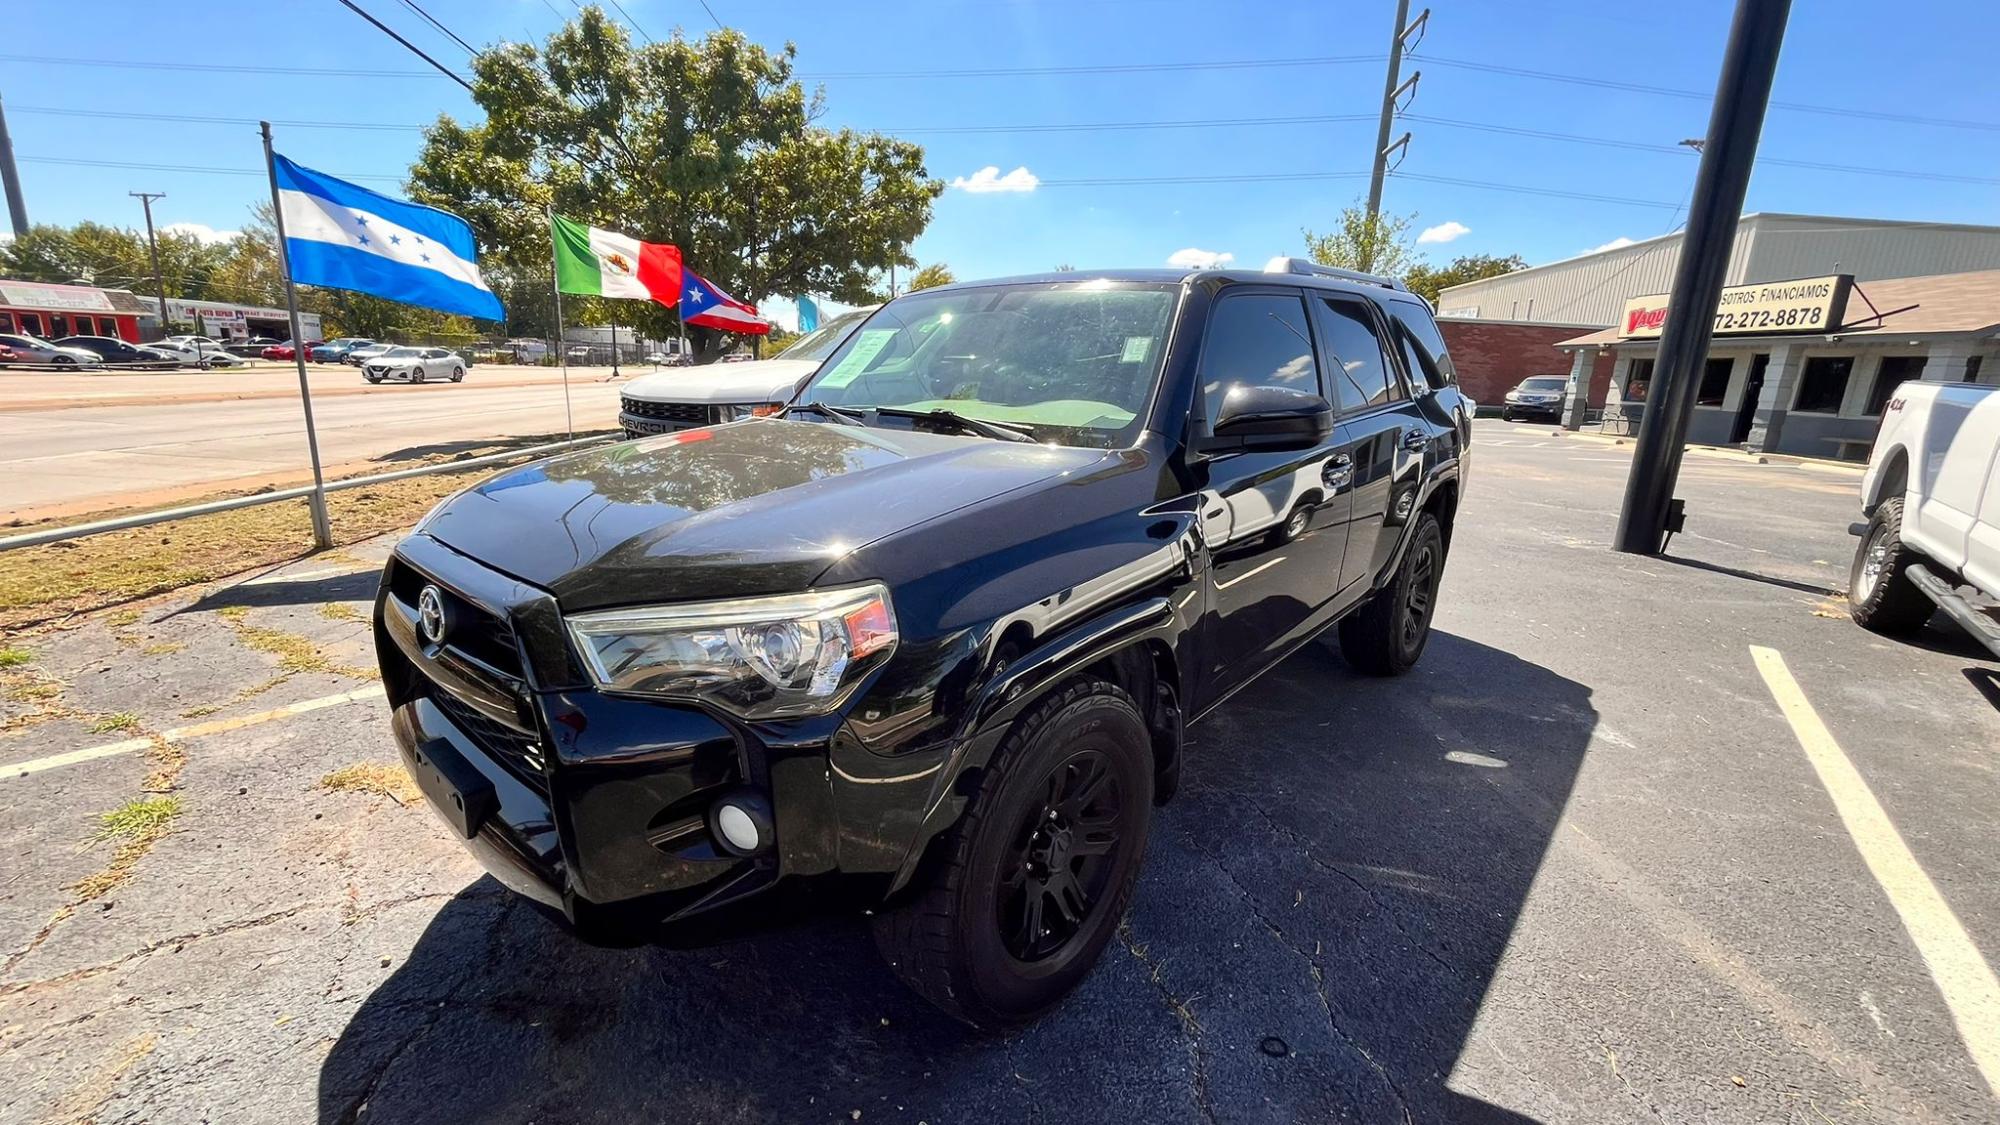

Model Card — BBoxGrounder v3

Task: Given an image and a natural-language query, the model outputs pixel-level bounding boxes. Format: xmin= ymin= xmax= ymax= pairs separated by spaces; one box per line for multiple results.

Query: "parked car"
xmin=362 ymin=346 xmax=465 ymax=384
xmin=344 ymin=343 xmax=394 ymax=366
xmin=1849 ymin=380 xmax=2000 ymax=656
xmin=566 ymin=345 xmax=593 ymax=362
xmin=154 ymin=337 xmax=246 ymax=368
xmin=0 ymin=332 xmax=103 ymax=366
xmin=229 ymin=336 xmax=282 ymax=357
xmin=312 ymin=338 xmax=375 ymax=363
xmin=261 ymin=340 xmax=322 ymax=361
xmin=374 ymin=259 xmax=1472 ymax=1029
xmin=55 ymin=335 xmax=179 ymax=368
xmin=617 ymin=306 xmax=878 ymax=438
xmin=1499 ymin=375 xmax=1569 ymax=422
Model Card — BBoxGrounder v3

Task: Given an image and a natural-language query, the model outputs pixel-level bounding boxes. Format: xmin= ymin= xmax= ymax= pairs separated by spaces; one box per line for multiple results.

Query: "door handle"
xmin=1401 ymin=429 xmax=1428 ymax=452
xmin=1322 ymin=453 xmax=1354 ymax=489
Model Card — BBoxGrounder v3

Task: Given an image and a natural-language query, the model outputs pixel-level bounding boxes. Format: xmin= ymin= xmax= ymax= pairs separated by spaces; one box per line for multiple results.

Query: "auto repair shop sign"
xmin=1619 ymin=274 xmax=1852 ymax=339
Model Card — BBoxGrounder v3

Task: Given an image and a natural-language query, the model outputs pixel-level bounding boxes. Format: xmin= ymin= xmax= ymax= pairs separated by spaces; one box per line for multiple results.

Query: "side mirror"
xmin=1199 ymin=384 xmax=1335 ymax=454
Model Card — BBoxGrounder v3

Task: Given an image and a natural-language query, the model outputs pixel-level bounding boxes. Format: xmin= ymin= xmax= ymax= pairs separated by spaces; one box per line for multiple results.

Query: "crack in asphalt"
xmin=1115 ymin=921 xmax=1217 ymax=1125
xmin=329 ymin=894 xmax=520 ymax=1125
xmin=1168 ymin=817 xmax=1417 ymax=1125
xmin=1600 ymin=1037 xmax=1669 ymax=1124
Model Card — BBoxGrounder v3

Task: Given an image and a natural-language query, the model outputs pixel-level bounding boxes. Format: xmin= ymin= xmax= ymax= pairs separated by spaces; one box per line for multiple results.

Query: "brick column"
xmin=1744 ymin=342 xmax=1805 ymax=452
xmin=1920 ymin=342 xmax=1978 ymax=383
xmin=1560 ymin=349 xmax=1593 ymax=430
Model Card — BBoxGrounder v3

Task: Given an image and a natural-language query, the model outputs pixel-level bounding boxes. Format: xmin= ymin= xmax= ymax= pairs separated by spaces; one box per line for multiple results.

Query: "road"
xmin=1 ymin=419 xmax=1996 ymax=1123
xmin=0 ymin=365 xmax=636 ymax=521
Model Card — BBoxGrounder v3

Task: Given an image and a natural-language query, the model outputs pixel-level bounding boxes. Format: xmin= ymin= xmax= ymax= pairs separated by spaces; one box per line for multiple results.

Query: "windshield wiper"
xmin=783 ymin=401 xmax=869 ymax=424
xmin=870 ymin=406 xmax=1036 ymax=443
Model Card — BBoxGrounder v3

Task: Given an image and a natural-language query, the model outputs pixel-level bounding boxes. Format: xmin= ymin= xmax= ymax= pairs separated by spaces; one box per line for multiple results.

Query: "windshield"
xmin=1519 ymin=377 xmax=1566 ymax=392
xmin=796 ymin=282 xmax=1178 ymax=448
xmin=776 ymin=308 xmax=874 ymax=363
xmin=383 ymin=346 xmax=420 ymax=358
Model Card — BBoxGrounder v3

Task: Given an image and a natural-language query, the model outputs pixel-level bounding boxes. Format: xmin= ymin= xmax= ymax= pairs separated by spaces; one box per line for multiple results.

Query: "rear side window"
xmin=1386 ymin=299 xmax=1456 ymax=391
xmin=1199 ymin=292 xmax=1320 ymax=425
xmin=1312 ymin=297 xmax=1395 ymax=414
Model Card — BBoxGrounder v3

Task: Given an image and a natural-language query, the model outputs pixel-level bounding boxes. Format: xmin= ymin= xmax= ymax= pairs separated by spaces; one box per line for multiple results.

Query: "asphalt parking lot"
xmin=2 ymin=419 xmax=1996 ymax=1124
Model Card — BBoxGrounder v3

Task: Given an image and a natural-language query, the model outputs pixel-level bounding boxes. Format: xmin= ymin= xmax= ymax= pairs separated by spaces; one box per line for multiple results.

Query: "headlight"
xmin=565 ymin=584 xmax=898 ymax=718
xmin=717 ymin=402 xmax=785 ymax=421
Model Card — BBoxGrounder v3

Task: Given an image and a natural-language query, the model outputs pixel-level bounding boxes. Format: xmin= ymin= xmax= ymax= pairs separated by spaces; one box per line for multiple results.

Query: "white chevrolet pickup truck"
xmin=1849 ymin=381 xmax=2000 ymax=656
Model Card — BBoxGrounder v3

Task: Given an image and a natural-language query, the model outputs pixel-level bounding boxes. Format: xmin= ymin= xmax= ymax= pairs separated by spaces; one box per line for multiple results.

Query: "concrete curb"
xmin=1535 ymin=427 xmax=1866 ymax=475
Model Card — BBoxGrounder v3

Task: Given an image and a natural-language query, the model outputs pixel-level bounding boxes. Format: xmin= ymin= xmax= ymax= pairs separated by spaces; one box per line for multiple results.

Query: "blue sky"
xmin=6 ymin=0 xmax=1997 ymax=289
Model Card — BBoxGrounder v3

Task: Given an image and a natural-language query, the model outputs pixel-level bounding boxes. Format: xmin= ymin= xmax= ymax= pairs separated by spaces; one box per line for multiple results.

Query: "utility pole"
xmin=1363 ymin=2 xmax=1425 ymax=269
xmin=0 ymin=94 xmax=28 ymax=236
xmin=130 ymin=192 xmax=169 ymax=336
xmin=1614 ymin=0 xmax=1791 ymax=555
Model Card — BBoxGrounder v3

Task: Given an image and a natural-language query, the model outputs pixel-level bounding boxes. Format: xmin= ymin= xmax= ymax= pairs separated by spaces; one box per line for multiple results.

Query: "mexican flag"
xmin=551 ymin=214 xmax=682 ymax=306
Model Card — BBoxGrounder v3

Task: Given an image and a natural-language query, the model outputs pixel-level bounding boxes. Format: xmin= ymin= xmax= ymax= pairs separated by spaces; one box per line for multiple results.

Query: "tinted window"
xmin=1794 ymin=356 xmax=1853 ymax=413
xmin=1386 ymin=299 xmax=1455 ymax=391
xmin=1866 ymin=355 xmax=1925 ymax=415
xmin=1313 ymin=297 xmax=1393 ymax=414
xmin=1695 ymin=358 xmax=1734 ymax=406
xmin=1200 ymin=293 xmax=1319 ymax=425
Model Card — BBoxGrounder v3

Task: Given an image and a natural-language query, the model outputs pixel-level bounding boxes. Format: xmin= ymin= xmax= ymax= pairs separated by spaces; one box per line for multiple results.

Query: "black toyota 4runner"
xmin=374 ymin=259 xmax=1471 ymax=1029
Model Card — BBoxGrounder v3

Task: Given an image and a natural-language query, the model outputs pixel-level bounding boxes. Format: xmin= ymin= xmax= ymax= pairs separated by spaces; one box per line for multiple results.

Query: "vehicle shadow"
xmin=318 ymin=630 xmax=1591 ymax=1124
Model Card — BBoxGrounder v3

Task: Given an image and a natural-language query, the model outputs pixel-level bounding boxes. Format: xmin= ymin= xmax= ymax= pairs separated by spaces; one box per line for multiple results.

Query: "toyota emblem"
xmin=416 ymin=585 xmax=450 ymax=645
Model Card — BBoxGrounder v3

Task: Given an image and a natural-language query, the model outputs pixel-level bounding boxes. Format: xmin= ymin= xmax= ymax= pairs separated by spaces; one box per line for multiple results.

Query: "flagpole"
xmin=260 ymin=121 xmax=333 ymax=550
xmin=547 ymin=208 xmax=574 ymax=439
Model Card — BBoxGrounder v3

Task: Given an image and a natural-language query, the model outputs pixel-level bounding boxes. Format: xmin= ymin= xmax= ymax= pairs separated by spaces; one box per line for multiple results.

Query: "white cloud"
xmin=160 ymin=222 xmax=241 ymax=245
xmin=1166 ymin=247 xmax=1234 ymax=269
xmin=949 ymin=165 xmax=1039 ymax=194
xmin=1417 ymin=220 xmax=1471 ymax=245
xmin=1588 ymin=236 xmax=1637 ymax=253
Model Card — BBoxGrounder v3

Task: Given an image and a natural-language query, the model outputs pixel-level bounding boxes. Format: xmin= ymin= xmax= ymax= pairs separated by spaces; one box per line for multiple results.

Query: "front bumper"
xmin=373 ymin=535 xmax=932 ymax=944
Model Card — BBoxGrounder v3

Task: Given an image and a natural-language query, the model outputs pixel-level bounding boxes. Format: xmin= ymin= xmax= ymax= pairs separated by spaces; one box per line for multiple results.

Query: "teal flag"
xmin=796 ymin=295 xmax=820 ymax=333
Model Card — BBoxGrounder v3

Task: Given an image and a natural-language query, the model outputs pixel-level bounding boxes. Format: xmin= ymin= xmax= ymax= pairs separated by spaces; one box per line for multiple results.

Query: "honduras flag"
xmin=273 ymin=154 xmax=504 ymax=322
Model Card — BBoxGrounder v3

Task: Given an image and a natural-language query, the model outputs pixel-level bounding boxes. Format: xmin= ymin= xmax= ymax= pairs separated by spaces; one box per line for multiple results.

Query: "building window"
xmin=1968 ymin=355 xmax=1986 ymax=384
xmin=1793 ymin=356 xmax=1854 ymax=414
xmin=19 ymin=314 xmax=42 ymax=336
xmin=0 ymin=312 xmax=13 ymax=334
xmin=1622 ymin=358 xmax=1655 ymax=401
xmin=1866 ymin=356 xmax=1926 ymax=415
xmin=1695 ymin=358 xmax=1733 ymax=406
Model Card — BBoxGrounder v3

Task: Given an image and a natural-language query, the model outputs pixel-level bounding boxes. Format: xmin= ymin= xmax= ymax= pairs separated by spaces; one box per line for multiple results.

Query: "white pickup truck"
xmin=1849 ymin=381 xmax=2000 ymax=656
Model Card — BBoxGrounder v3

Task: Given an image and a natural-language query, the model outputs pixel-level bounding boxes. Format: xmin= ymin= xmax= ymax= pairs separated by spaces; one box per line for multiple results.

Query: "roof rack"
xmin=1261 ymin=256 xmax=1407 ymax=292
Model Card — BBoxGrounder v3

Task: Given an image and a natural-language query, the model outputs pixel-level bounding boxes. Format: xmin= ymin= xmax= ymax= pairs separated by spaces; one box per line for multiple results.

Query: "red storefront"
xmin=0 ymin=279 xmax=148 ymax=342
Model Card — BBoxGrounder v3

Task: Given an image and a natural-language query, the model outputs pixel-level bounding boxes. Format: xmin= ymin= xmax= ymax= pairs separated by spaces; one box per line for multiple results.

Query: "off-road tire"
xmin=1848 ymin=497 xmax=1935 ymax=634
xmin=873 ymin=678 xmax=1153 ymax=1032
xmin=1339 ymin=511 xmax=1445 ymax=676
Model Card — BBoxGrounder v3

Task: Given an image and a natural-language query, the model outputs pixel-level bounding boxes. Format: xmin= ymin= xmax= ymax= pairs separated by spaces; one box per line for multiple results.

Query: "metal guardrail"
xmin=0 ymin=432 xmax=618 ymax=553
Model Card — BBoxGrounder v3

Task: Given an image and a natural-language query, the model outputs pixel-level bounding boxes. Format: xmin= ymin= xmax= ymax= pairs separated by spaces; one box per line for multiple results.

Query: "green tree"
xmin=1300 ymin=204 xmax=1418 ymax=278
xmin=906 ymin=262 xmax=955 ymax=292
xmin=406 ymin=8 xmax=942 ymax=359
xmin=1403 ymin=253 xmax=1527 ymax=306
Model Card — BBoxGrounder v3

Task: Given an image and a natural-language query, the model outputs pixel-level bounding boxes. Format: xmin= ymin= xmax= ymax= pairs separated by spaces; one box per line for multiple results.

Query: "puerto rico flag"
xmin=680 ymin=270 xmax=770 ymax=335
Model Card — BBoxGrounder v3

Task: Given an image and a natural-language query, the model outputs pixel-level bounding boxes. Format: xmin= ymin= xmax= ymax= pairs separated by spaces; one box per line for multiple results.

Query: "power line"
xmin=1388 ymin=172 xmax=1680 ymax=210
xmin=695 ymin=0 xmax=725 ymax=30
xmin=797 ymin=54 xmax=1377 ymax=79
xmin=397 ymin=0 xmax=480 ymax=56
xmin=13 ymin=106 xmax=425 ymax=132
xmin=334 ymin=0 xmax=475 ymax=91
xmin=605 ymin=0 xmax=656 ymax=42
xmin=0 ymin=54 xmax=433 ymax=77
xmin=891 ymin=113 xmax=1378 ymax=135
xmin=18 ymin=155 xmax=403 ymax=184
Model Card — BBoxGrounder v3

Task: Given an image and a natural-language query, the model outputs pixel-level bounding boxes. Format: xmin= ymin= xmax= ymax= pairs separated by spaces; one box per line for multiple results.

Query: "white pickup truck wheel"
xmin=1848 ymin=497 xmax=1935 ymax=634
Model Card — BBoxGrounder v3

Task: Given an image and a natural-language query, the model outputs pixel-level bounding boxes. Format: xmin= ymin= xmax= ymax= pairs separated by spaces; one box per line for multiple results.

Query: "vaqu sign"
xmin=1619 ymin=274 xmax=1852 ymax=339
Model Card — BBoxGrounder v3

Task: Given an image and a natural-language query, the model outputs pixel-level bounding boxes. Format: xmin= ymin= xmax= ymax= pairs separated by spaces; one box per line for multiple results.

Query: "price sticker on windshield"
xmin=1120 ymin=336 xmax=1151 ymax=364
xmin=817 ymin=329 xmax=897 ymax=389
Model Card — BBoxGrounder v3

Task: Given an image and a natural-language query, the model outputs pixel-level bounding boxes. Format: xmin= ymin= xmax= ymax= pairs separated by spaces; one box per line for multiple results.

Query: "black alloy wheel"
xmin=997 ymin=749 xmax=1126 ymax=962
xmin=1339 ymin=510 xmax=1445 ymax=676
xmin=1401 ymin=536 xmax=1439 ymax=653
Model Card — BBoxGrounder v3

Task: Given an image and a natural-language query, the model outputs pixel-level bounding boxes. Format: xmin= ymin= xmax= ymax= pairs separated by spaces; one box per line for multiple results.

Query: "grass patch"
xmin=143 ymin=739 xmax=188 ymax=793
xmin=320 ymin=762 xmax=422 ymax=806
xmin=235 ymin=625 xmax=332 ymax=674
xmin=141 ymin=641 xmax=187 ymax=656
xmin=88 ymin=712 xmax=143 ymax=734
xmin=317 ymin=601 xmax=365 ymax=623
xmin=178 ymin=703 xmax=221 ymax=719
xmin=0 ymin=647 xmax=31 ymax=667
xmin=216 ymin=605 xmax=249 ymax=623
xmin=0 ymin=437 xmax=594 ymax=631
xmin=107 ymin=609 xmax=142 ymax=628
xmin=72 ymin=796 xmax=185 ymax=902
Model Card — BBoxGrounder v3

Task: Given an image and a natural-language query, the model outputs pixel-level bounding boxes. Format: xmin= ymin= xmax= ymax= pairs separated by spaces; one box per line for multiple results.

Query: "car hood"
xmin=419 ymin=418 xmax=1111 ymax=609
xmin=621 ymin=358 xmax=819 ymax=406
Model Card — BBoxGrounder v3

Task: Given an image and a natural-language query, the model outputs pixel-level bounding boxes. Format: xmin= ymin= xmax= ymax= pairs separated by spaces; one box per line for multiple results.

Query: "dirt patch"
xmin=320 ymin=762 xmax=422 ymax=807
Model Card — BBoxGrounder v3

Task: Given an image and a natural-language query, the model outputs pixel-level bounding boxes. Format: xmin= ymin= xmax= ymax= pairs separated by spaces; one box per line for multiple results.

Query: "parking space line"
xmin=1750 ymin=645 xmax=2000 ymax=1097
xmin=4 ymin=685 xmax=387 ymax=782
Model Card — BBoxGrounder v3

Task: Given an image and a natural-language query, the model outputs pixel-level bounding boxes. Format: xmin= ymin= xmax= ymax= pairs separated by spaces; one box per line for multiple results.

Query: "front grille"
xmin=386 ymin=560 xmax=524 ymax=680
xmin=430 ymin=688 xmax=548 ymax=792
xmin=620 ymin=396 xmax=714 ymax=424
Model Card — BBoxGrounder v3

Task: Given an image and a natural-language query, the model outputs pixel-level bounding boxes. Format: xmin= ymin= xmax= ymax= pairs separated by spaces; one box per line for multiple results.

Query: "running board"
xmin=1905 ymin=564 xmax=2000 ymax=659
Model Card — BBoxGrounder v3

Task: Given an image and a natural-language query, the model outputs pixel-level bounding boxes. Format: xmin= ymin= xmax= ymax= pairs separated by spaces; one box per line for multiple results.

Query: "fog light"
xmin=710 ymin=791 xmax=774 ymax=856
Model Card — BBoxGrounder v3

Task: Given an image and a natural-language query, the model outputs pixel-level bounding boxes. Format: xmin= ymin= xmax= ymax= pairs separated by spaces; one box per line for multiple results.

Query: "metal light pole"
xmin=1363 ymin=2 xmax=1425 ymax=269
xmin=0 ymin=94 xmax=29 ymax=237
xmin=1614 ymin=0 xmax=1791 ymax=555
xmin=130 ymin=192 xmax=169 ymax=335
